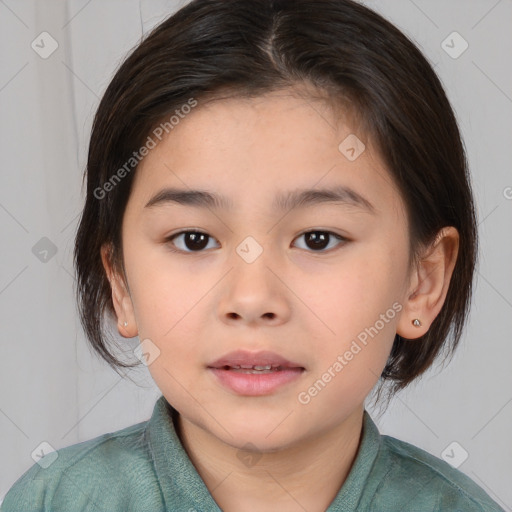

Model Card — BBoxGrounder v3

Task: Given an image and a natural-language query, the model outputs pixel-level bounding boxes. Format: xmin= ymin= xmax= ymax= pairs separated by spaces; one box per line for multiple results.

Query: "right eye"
xmin=164 ymin=230 xmax=220 ymax=253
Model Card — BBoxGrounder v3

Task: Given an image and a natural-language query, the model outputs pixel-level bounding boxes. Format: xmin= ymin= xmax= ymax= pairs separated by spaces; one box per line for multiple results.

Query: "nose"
xmin=217 ymin=253 xmax=291 ymax=327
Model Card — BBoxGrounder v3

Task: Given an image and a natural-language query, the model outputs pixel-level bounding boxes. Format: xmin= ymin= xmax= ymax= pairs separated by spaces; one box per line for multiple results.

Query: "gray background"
xmin=0 ymin=0 xmax=511 ymax=508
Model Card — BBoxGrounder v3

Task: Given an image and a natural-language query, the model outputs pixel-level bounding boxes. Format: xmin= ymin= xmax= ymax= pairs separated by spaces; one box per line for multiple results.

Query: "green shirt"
xmin=1 ymin=395 xmax=504 ymax=511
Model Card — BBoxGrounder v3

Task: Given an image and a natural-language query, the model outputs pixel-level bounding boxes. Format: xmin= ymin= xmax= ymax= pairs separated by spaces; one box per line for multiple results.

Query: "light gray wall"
xmin=1 ymin=0 xmax=510 ymax=508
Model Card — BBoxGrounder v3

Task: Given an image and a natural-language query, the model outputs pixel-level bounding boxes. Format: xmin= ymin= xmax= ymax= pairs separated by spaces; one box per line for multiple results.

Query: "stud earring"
xmin=123 ymin=321 xmax=128 ymax=327
xmin=412 ymin=319 xmax=421 ymax=327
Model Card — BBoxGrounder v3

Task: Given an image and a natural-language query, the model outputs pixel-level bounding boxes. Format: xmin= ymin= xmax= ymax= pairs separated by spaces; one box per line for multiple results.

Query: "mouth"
xmin=207 ymin=350 xmax=305 ymax=395
xmin=213 ymin=364 xmax=298 ymax=374
xmin=207 ymin=349 xmax=305 ymax=370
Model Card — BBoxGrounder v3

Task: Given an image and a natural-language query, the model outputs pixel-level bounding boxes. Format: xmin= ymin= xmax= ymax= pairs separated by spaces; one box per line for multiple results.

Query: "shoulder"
xmin=366 ymin=433 xmax=505 ymax=512
xmin=1 ymin=420 xmax=164 ymax=511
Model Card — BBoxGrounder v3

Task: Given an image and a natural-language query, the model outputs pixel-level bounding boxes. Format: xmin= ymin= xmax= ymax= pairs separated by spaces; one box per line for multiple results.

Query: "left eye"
xmin=165 ymin=230 xmax=347 ymax=253
xmin=293 ymin=230 xmax=347 ymax=252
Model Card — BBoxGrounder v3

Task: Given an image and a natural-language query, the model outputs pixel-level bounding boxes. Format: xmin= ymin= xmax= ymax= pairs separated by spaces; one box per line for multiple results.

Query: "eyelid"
xmin=164 ymin=228 xmax=349 ymax=254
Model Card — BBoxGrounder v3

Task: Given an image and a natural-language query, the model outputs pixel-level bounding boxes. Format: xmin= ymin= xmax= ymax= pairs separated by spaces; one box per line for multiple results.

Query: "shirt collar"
xmin=328 ymin=406 xmax=382 ymax=510
xmin=146 ymin=394 xmax=381 ymax=511
xmin=147 ymin=395 xmax=222 ymax=510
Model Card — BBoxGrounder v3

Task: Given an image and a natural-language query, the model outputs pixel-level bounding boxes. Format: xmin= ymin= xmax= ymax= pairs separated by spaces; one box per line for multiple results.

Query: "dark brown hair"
xmin=73 ymin=0 xmax=478 ymax=405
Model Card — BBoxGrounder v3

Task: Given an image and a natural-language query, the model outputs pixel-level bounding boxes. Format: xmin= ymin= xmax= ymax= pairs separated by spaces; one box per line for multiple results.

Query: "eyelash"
xmin=164 ymin=229 xmax=349 ymax=254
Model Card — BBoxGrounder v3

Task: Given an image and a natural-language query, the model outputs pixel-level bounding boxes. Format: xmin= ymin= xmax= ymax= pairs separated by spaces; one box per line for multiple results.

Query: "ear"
xmin=100 ymin=243 xmax=138 ymax=338
xmin=396 ymin=227 xmax=459 ymax=340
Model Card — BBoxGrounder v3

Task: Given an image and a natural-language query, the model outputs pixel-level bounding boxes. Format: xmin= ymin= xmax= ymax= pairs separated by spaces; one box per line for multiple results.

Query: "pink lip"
xmin=207 ymin=350 xmax=305 ymax=369
xmin=207 ymin=350 xmax=305 ymax=396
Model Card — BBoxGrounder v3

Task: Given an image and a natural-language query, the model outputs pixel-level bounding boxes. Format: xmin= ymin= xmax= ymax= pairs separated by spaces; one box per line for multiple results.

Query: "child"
xmin=2 ymin=0 xmax=505 ymax=510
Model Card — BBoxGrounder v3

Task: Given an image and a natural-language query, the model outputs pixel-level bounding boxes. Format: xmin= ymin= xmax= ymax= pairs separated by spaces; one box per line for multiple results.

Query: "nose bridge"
xmin=230 ymin=232 xmax=277 ymax=290
xmin=234 ymin=232 xmax=268 ymax=265
xmin=227 ymin=200 xmax=279 ymax=264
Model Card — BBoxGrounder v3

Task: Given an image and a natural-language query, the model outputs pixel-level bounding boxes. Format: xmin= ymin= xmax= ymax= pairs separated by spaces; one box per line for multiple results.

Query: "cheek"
xmin=300 ymin=300 xmax=397 ymax=414
xmin=301 ymin=252 xmax=399 ymax=337
xmin=124 ymin=244 xmax=200 ymax=335
xmin=126 ymin=262 xmax=218 ymax=387
xmin=296 ymin=250 xmax=400 ymax=388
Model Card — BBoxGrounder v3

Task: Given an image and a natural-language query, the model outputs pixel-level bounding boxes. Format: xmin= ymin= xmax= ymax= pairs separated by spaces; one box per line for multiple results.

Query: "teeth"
xmin=227 ymin=364 xmax=277 ymax=370
xmin=231 ymin=368 xmax=277 ymax=374
xmin=225 ymin=364 xmax=282 ymax=372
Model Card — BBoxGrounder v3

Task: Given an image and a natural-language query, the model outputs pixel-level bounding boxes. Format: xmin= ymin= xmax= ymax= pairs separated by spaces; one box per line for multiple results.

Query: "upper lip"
xmin=207 ymin=350 xmax=305 ymax=369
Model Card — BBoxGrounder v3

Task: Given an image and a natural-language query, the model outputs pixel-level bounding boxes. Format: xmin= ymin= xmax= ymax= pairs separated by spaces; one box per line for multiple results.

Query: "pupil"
xmin=306 ymin=231 xmax=329 ymax=250
xmin=185 ymin=232 xmax=209 ymax=251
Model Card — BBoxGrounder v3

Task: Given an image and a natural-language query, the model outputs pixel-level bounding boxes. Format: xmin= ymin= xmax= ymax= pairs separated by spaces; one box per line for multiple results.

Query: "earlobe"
xmin=116 ymin=294 xmax=138 ymax=338
xmin=100 ymin=243 xmax=138 ymax=338
xmin=396 ymin=227 xmax=459 ymax=340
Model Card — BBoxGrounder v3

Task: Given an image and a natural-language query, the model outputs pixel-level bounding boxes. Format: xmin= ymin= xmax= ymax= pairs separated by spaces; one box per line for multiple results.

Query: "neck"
xmin=175 ymin=405 xmax=365 ymax=512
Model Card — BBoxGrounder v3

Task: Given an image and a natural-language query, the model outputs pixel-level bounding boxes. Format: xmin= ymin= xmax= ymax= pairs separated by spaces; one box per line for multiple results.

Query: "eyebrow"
xmin=144 ymin=185 xmax=376 ymax=215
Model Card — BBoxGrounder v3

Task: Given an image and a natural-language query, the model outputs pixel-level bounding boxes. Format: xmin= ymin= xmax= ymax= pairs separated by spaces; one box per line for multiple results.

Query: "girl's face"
xmin=109 ymin=91 xmax=415 ymax=451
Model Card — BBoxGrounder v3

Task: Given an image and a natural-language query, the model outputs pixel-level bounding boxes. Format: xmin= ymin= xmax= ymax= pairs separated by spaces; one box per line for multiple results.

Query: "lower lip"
xmin=208 ymin=367 xmax=304 ymax=396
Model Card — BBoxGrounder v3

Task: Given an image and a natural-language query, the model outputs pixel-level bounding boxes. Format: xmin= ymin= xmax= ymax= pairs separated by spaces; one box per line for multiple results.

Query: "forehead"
xmin=129 ymin=91 xmax=404 ymax=221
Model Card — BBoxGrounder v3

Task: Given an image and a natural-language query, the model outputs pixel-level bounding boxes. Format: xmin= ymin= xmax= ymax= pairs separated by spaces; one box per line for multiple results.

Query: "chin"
xmin=215 ymin=415 xmax=305 ymax=451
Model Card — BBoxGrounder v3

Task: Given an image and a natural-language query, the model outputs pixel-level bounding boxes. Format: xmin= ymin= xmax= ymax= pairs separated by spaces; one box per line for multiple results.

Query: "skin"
xmin=101 ymin=88 xmax=459 ymax=511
